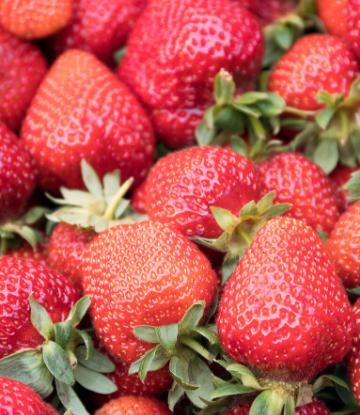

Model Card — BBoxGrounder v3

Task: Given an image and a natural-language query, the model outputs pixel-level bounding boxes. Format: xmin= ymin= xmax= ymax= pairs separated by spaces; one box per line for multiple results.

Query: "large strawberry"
xmin=346 ymin=297 xmax=360 ymax=405
xmin=0 ymin=27 xmax=47 ymax=132
xmin=45 ymin=0 xmax=148 ymax=67
xmin=0 ymin=0 xmax=72 ymax=40
xmin=117 ymin=0 xmax=263 ymax=149
xmin=94 ymin=396 xmax=172 ymax=415
xmin=21 ymin=49 xmax=155 ymax=194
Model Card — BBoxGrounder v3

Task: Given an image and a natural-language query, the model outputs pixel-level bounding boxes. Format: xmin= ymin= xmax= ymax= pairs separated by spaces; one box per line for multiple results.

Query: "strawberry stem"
xmin=236 ymin=227 xmax=253 ymax=246
xmin=338 ymin=109 xmax=349 ymax=145
xmin=103 ymin=177 xmax=134 ymax=220
xmin=0 ymin=238 xmax=7 ymax=255
xmin=179 ymin=335 xmax=215 ymax=362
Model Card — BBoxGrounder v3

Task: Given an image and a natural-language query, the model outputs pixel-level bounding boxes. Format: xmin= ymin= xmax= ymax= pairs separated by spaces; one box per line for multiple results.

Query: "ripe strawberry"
xmin=0 ymin=28 xmax=47 ymax=132
xmin=326 ymin=200 xmax=360 ymax=289
xmin=217 ymin=217 xmax=353 ymax=383
xmin=45 ymin=0 xmax=148 ymax=67
xmin=146 ymin=147 xmax=259 ymax=239
xmin=316 ymin=0 xmax=348 ymax=41
xmin=117 ymin=0 xmax=263 ymax=149
xmin=94 ymin=396 xmax=172 ymax=415
xmin=0 ymin=122 xmax=35 ymax=225
xmin=330 ymin=164 xmax=360 ymax=212
xmin=5 ymin=235 xmax=48 ymax=267
xmin=21 ymin=49 xmax=155 ymax=194
xmin=130 ymin=180 xmax=148 ymax=215
xmin=0 ymin=377 xmax=57 ymax=414
xmin=346 ymin=297 xmax=360 ymax=404
xmin=81 ymin=221 xmax=217 ymax=364
xmin=0 ymin=0 xmax=72 ymax=40
xmin=348 ymin=0 xmax=360 ymax=58
xmin=256 ymin=152 xmax=340 ymax=234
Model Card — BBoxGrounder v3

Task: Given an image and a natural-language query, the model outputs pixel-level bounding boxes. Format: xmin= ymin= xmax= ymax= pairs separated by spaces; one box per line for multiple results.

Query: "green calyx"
xmin=193 ymin=192 xmax=291 ymax=284
xmin=130 ymin=300 xmax=221 ymax=411
xmin=344 ymin=170 xmax=360 ymax=202
xmin=0 ymin=207 xmax=50 ymax=254
xmin=195 ymin=70 xmax=286 ymax=148
xmin=46 ymin=159 xmax=147 ymax=233
xmin=0 ymin=295 xmax=117 ymax=415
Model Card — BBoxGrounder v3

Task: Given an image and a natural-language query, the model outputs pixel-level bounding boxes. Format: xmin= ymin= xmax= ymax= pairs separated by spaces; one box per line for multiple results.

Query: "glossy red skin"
xmin=268 ymin=35 xmax=360 ymax=111
xmin=45 ymin=0 xmax=148 ymax=67
xmin=21 ymin=49 xmax=155 ymax=194
xmin=117 ymin=0 xmax=263 ymax=149
xmin=317 ymin=0 xmax=348 ymax=41
xmin=217 ymin=217 xmax=354 ymax=383
xmin=348 ymin=0 xmax=360 ymax=58
xmin=47 ymin=223 xmax=96 ymax=291
xmin=0 ymin=0 xmax=72 ymax=40
xmin=5 ymin=236 xmax=48 ymax=267
xmin=346 ymin=297 xmax=360 ymax=404
xmin=94 ymin=396 xmax=172 ymax=415
xmin=0 ymin=377 xmax=57 ymax=414
xmin=329 ymin=164 xmax=360 ymax=212
xmin=256 ymin=152 xmax=340 ymax=235
xmin=146 ymin=147 xmax=259 ymax=239
xmin=81 ymin=221 xmax=217 ymax=364
xmin=91 ymin=339 xmax=172 ymax=408
xmin=0 ymin=122 xmax=36 ymax=225
xmin=0 ymin=257 xmax=79 ymax=359
xmin=0 ymin=28 xmax=47 ymax=132
xmin=130 ymin=180 xmax=148 ymax=214
xmin=326 ymin=201 xmax=360 ymax=289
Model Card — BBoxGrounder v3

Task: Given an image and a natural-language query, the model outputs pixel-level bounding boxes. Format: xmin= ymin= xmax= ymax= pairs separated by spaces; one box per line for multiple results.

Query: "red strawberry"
xmin=21 ymin=49 xmax=155 ymax=194
xmin=5 ymin=235 xmax=48 ymax=267
xmin=81 ymin=221 xmax=217 ymax=364
xmin=0 ymin=122 xmax=35 ymax=225
xmin=45 ymin=0 xmax=148 ymax=67
xmin=256 ymin=152 xmax=340 ymax=234
xmin=117 ymin=0 xmax=263 ymax=149
xmin=330 ymin=164 xmax=360 ymax=212
xmin=0 ymin=377 xmax=57 ymax=414
xmin=217 ymin=217 xmax=353 ymax=383
xmin=347 ymin=0 xmax=360 ymax=58
xmin=0 ymin=257 xmax=78 ymax=358
xmin=346 ymin=297 xmax=360 ymax=404
xmin=0 ymin=0 xmax=72 ymax=40
xmin=94 ymin=396 xmax=172 ymax=415
xmin=316 ymin=0 xmax=348 ymax=41
xmin=130 ymin=180 xmax=148 ymax=215
xmin=0 ymin=28 xmax=47 ymax=132
xmin=146 ymin=147 xmax=259 ymax=239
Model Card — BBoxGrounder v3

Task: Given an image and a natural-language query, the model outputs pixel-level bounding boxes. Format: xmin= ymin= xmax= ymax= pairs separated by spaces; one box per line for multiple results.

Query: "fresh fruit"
xmin=117 ymin=0 xmax=263 ymax=148
xmin=21 ymin=49 xmax=155 ymax=193
xmin=0 ymin=27 xmax=47 ymax=132
xmin=0 ymin=0 xmax=72 ymax=40
xmin=0 ymin=122 xmax=35 ymax=225
xmin=45 ymin=0 xmax=148 ymax=67
xmin=217 ymin=217 xmax=353 ymax=383
xmin=146 ymin=147 xmax=259 ymax=239
xmin=256 ymin=152 xmax=340 ymax=234
xmin=130 ymin=180 xmax=148 ymax=215
xmin=330 ymin=165 xmax=360 ymax=212
xmin=316 ymin=0 xmax=348 ymax=41
xmin=5 ymin=235 xmax=48 ymax=267
xmin=94 ymin=396 xmax=172 ymax=415
xmin=346 ymin=297 xmax=360 ymax=404
xmin=0 ymin=377 xmax=57 ymax=414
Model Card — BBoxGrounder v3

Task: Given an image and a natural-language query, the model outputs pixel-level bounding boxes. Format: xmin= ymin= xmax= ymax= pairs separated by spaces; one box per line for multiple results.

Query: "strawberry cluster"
xmin=2 ymin=1 xmax=360 ymax=415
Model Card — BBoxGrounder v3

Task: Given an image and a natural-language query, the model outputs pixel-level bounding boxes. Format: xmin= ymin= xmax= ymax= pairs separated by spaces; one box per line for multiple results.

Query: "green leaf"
xmin=170 ymin=355 xmax=199 ymax=391
xmin=211 ymin=384 xmax=255 ymax=399
xmin=334 ymin=365 xmax=360 ymax=409
xmin=74 ymin=364 xmax=117 ymax=394
xmin=134 ymin=325 xmax=159 ymax=343
xmin=221 ymin=256 xmax=240 ymax=284
xmin=191 ymin=326 xmax=219 ymax=345
xmin=256 ymin=93 xmax=286 ymax=116
xmin=239 ymin=200 xmax=258 ymax=220
xmin=210 ymin=207 xmax=239 ymax=233
xmin=345 ymin=170 xmax=360 ymax=200
xmin=249 ymin=390 xmax=273 ymax=415
xmin=350 ymin=130 xmax=360 ymax=163
xmin=231 ymin=102 xmax=262 ymax=118
xmin=284 ymin=395 xmax=295 ymax=415
xmin=206 ymin=291 xmax=219 ymax=325
xmin=23 ymin=207 xmax=50 ymax=225
xmin=54 ymin=322 xmax=73 ymax=349
xmin=114 ymin=199 xmax=131 ymax=219
xmin=211 ymin=374 xmax=230 ymax=389
xmin=230 ymin=136 xmax=250 ymax=159
xmin=139 ymin=344 xmax=165 ymax=382
xmin=273 ymin=24 xmax=293 ymax=50
xmin=196 ymin=120 xmax=216 ymax=147
xmin=316 ymin=229 xmax=328 ymax=244
xmin=257 ymin=191 xmax=275 ymax=214
xmin=214 ymin=107 xmax=243 ymax=133
xmin=179 ymin=301 xmax=206 ymax=334
xmin=29 ymin=295 xmax=54 ymax=341
xmin=55 ymin=379 xmax=90 ymax=415
xmin=186 ymin=356 xmax=215 ymax=409
xmin=66 ymin=296 xmax=91 ymax=328
xmin=74 ymin=329 xmax=94 ymax=360
xmin=347 ymin=287 xmax=360 ymax=295
xmin=313 ymin=140 xmax=339 ymax=174
xmin=260 ymin=203 xmax=291 ymax=219
xmin=43 ymin=341 xmax=75 ymax=385
xmin=14 ymin=226 xmax=38 ymax=250
xmin=113 ymin=47 xmax=126 ymax=64
xmin=80 ymin=159 xmax=104 ymax=200
xmin=168 ymin=382 xmax=186 ymax=411
xmin=103 ymin=170 xmax=120 ymax=200
xmin=226 ymin=363 xmax=262 ymax=389
xmin=292 ymin=124 xmax=318 ymax=149
xmin=156 ymin=324 xmax=179 ymax=352
xmin=238 ymin=92 xmax=269 ymax=105
xmin=75 ymin=346 xmax=115 ymax=373
xmin=214 ymin=70 xmax=235 ymax=105
xmin=315 ymin=107 xmax=336 ymax=129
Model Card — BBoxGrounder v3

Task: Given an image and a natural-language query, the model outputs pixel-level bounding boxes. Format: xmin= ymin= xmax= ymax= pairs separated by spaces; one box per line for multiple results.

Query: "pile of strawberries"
xmin=3 ymin=0 xmax=360 ymax=414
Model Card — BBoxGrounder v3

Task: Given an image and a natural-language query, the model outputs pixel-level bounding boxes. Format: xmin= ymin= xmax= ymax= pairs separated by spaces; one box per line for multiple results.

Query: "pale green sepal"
xmin=55 ymin=379 xmax=90 ymax=415
xmin=60 ymin=188 xmax=98 ymax=209
xmin=257 ymin=191 xmax=275 ymax=214
xmin=63 ymin=410 xmax=73 ymax=415
xmin=347 ymin=287 xmax=360 ymax=296
xmin=75 ymin=346 xmax=115 ymax=373
xmin=139 ymin=344 xmax=166 ymax=382
xmin=211 ymin=375 xmax=231 ymax=389
xmin=221 ymin=256 xmax=240 ymax=284
xmin=74 ymin=364 xmax=117 ymax=394
xmin=210 ymin=207 xmax=239 ymax=233
xmin=211 ymin=384 xmax=255 ymax=400
xmin=74 ymin=329 xmax=94 ymax=360
xmin=315 ymin=107 xmax=336 ymax=129
xmin=186 ymin=356 xmax=215 ymax=409
xmin=268 ymin=390 xmax=286 ymax=415
xmin=334 ymin=363 xmax=360 ymax=410
xmin=260 ymin=203 xmax=292 ymax=219
xmin=23 ymin=207 xmax=51 ymax=225
xmin=206 ymin=291 xmax=219 ymax=325
xmin=239 ymin=200 xmax=258 ymax=220
xmin=226 ymin=363 xmax=262 ymax=389
xmin=29 ymin=295 xmax=54 ymax=341
xmin=313 ymin=140 xmax=339 ymax=174
xmin=170 ymin=355 xmax=199 ymax=391
xmin=316 ymin=229 xmax=328 ymax=244
xmin=179 ymin=301 xmax=206 ymax=334
xmin=168 ymin=382 xmax=185 ymax=411
xmin=66 ymin=296 xmax=91 ymax=328
xmin=103 ymin=170 xmax=120 ymax=201
xmin=249 ymin=390 xmax=273 ymax=415
xmin=155 ymin=324 xmax=179 ymax=352
xmin=14 ymin=226 xmax=38 ymax=250
xmin=256 ymin=93 xmax=286 ymax=117
xmin=196 ymin=119 xmax=217 ymax=147
xmin=80 ymin=160 xmax=104 ymax=200
xmin=316 ymin=374 xmax=349 ymax=390
xmin=284 ymin=395 xmax=295 ymax=415
xmin=345 ymin=170 xmax=360 ymax=200
xmin=214 ymin=69 xmax=235 ymax=105
xmin=114 ymin=199 xmax=131 ymax=219
xmin=238 ymin=92 xmax=269 ymax=105
xmin=43 ymin=341 xmax=75 ymax=385
xmin=230 ymin=136 xmax=250 ymax=159
xmin=191 ymin=327 xmax=219 ymax=345
xmin=133 ymin=325 xmax=159 ymax=343
xmin=55 ymin=322 xmax=73 ymax=349
xmin=212 ymin=232 xmax=230 ymax=251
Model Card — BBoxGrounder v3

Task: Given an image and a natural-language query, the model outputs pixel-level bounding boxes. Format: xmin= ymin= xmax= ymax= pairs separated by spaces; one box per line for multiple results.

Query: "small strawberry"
xmin=0 ymin=377 xmax=57 ymax=414
xmin=330 ymin=164 xmax=360 ymax=212
xmin=316 ymin=0 xmax=348 ymax=41
xmin=256 ymin=152 xmax=340 ymax=234
xmin=21 ymin=49 xmax=155 ymax=194
xmin=130 ymin=180 xmax=148 ymax=215
xmin=94 ymin=396 xmax=172 ymax=415
xmin=117 ymin=0 xmax=263 ymax=149
xmin=5 ymin=234 xmax=48 ymax=267
xmin=0 ymin=27 xmax=47 ymax=132
xmin=346 ymin=297 xmax=360 ymax=404
xmin=0 ymin=0 xmax=72 ymax=40
xmin=146 ymin=147 xmax=259 ymax=239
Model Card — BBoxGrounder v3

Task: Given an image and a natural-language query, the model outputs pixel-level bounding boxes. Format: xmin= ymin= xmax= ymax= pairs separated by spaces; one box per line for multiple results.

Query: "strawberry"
xmin=5 ymin=235 xmax=48 ymax=267
xmin=21 ymin=49 xmax=155 ymax=194
xmin=330 ymin=164 xmax=360 ymax=212
xmin=0 ymin=122 xmax=35 ymax=225
xmin=217 ymin=217 xmax=353 ymax=385
xmin=45 ymin=0 xmax=148 ymax=67
xmin=0 ymin=0 xmax=72 ymax=40
xmin=81 ymin=220 xmax=217 ymax=364
xmin=326 ymin=200 xmax=360 ymax=289
xmin=256 ymin=152 xmax=340 ymax=234
xmin=316 ymin=0 xmax=348 ymax=41
xmin=130 ymin=180 xmax=148 ymax=215
xmin=0 ymin=27 xmax=47 ymax=132
xmin=346 ymin=297 xmax=360 ymax=404
xmin=145 ymin=147 xmax=259 ymax=239
xmin=117 ymin=0 xmax=263 ymax=149
xmin=347 ymin=0 xmax=360 ymax=58
xmin=0 ymin=377 xmax=57 ymax=414
xmin=94 ymin=396 xmax=172 ymax=415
